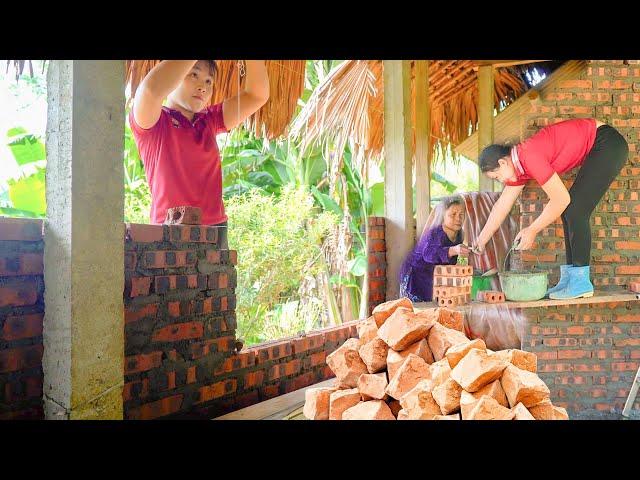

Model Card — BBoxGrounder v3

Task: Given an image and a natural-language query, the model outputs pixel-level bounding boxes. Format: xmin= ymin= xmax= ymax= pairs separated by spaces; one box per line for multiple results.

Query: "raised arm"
xmin=222 ymin=60 xmax=270 ymax=130
xmin=132 ymin=60 xmax=198 ymax=129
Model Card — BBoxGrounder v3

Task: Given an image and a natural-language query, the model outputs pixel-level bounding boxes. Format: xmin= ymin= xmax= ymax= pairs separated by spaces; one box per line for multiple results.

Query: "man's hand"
xmin=514 ymin=226 xmax=538 ymax=251
xmin=470 ymin=242 xmax=486 ymax=255
xmin=449 ymin=244 xmax=470 ymax=257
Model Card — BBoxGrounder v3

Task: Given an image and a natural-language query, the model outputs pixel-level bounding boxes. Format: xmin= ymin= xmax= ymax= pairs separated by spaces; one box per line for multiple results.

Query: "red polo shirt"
xmin=130 ymin=103 xmax=228 ymax=225
xmin=505 ymin=118 xmax=597 ymax=187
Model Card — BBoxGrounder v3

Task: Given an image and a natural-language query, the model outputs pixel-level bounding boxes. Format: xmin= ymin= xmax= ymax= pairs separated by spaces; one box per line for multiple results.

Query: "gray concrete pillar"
xmin=43 ymin=60 xmax=125 ymax=419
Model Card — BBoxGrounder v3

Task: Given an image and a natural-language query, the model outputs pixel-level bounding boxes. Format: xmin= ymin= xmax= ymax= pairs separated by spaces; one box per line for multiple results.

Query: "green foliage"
xmin=226 ymin=186 xmax=337 ymax=345
xmin=124 ymin=117 xmax=151 ymax=223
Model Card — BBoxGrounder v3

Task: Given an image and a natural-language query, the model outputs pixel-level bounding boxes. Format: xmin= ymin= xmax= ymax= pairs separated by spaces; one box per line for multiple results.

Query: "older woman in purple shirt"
xmin=399 ymin=196 xmax=470 ymax=302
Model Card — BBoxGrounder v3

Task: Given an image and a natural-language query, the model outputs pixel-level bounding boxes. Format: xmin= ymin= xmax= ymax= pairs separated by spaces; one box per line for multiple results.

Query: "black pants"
xmin=561 ymin=125 xmax=628 ymax=266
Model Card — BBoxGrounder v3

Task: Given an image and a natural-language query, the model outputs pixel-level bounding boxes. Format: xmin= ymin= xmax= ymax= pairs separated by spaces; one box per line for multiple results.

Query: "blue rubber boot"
xmin=545 ymin=265 xmax=573 ymax=298
xmin=549 ymin=265 xmax=594 ymax=300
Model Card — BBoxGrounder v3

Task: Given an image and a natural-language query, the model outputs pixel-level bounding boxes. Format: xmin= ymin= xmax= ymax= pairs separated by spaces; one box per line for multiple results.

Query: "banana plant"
xmin=0 ymin=127 xmax=47 ymax=218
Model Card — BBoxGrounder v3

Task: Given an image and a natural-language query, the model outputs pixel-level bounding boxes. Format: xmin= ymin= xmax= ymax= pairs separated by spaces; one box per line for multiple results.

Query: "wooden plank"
xmin=415 ymin=60 xmax=432 ymax=239
xmin=214 ymin=378 xmax=335 ymax=420
xmin=478 ymin=65 xmax=495 ymax=192
xmin=383 ymin=60 xmax=414 ymax=300
xmin=474 ymin=60 xmax=550 ymax=68
xmin=414 ymin=291 xmax=639 ymax=311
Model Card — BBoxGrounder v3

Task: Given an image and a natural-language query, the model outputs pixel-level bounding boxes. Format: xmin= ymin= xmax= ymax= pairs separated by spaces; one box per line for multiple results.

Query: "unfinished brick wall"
xmin=0 ymin=218 xmax=45 ymax=420
xmin=521 ymin=300 xmax=640 ymax=418
xmin=518 ymin=60 xmax=640 ymax=288
xmin=124 ymin=223 xmax=359 ymax=419
xmin=367 ymin=217 xmax=387 ymax=315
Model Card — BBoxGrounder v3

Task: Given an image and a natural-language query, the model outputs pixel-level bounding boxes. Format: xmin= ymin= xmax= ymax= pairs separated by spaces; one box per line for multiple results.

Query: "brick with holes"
xmin=434 ymin=265 xmax=473 ymax=277
xmin=437 ymin=294 xmax=471 ymax=307
xmin=164 ymin=206 xmax=202 ymax=225
xmin=477 ymin=290 xmax=505 ymax=303
xmin=433 ymin=276 xmax=473 ymax=287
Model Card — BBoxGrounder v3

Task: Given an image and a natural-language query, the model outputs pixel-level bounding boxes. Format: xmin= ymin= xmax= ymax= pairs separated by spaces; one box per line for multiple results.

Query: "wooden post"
xmin=478 ymin=65 xmax=495 ymax=192
xmin=415 ymin=60 xmax=431 ymax=239
xmin=383 ymin=60 xmax=413 ymax=300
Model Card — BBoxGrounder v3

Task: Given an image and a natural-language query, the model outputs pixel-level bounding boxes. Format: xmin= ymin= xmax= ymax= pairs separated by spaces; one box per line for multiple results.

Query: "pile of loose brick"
xmin=303 ymin=297 xmax=568 ymax=420
xmin=433 ymin=265 xmax=472 ymax=307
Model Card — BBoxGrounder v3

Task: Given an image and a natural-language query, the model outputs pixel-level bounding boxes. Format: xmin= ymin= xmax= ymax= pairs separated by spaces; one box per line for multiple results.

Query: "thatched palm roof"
xmin=126 ymin=60 xmax=306 ymax=139
xmin=290 ymin=60 xmax=560 ymax=164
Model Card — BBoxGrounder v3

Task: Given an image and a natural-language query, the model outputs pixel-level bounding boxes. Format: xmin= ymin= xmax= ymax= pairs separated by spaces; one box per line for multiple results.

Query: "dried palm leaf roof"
xmin=125 ymin=60 xmax=305 ymax=140
xmin=291 ymin=60 xmax=561 ymax=166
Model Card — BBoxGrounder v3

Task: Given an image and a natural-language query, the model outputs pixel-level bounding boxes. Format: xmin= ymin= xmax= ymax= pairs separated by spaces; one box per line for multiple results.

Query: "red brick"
xmin=0 ymin=277 xmax=39 ymax=307
xmin=616 ymin=266 xmax=640 ymax=275
xmin=197 ymin=379 xmax=237 ymax=403
xmin=152 ymin=322 xmax=203 ymax=343
xmin=167 ymin=301 xmax=181 ymax=318
xmin=614 ymin=338 xmax=640 ymax=346
xmin=252 ymin=340 xmax=293 ymax=364
xmin=126 ymin=223 xmax=164 ymax=243
xmin=0 ymin=345 xmax=43 ymax=373
xmin=124 ymin=252 xmax=137 ymax=270
xmin=477 ymin=291 xmax=505 ymax=303
xmin=1 ymin=313 xmax=43 ymax=341
xmin=192 ymin=336 xmax=236 ymax=360
xmin=0 ymin=218 xmax=43 ymax=241
xmin=310 ymin=351 xmax=327 ymax=367
xmin=123 ymin=379 xmax=150 ymax=402
xmin=125 ymin=351 xmax=164 ymax=375
xmin=187 ymin=366 xmax=197 ymax=384
xmin=611 ymin=362 xmax=638 ymax=371
xmin=614 ymin=313 xmax=640 ymax=323
xmin=164 ymin=206 xmax=202 ymax=225
xmin=0 ymin=253 xmax=43 ymax=276
xmin=206 ymin=250 xmax=221 ymax=263
xmin=168 ymin=225 xmax=219 ymax=243
xmin=4 ymin=376 xmax=43 ymax=403
xmin=557 ymin=80 xmax=592 ymax=89
xmin=128 ymin=277 xmax=152 ymax=298
xmin=128 ymin=394 xmax=183 ymax=420
xmin=229 ymin=251 xmax=238 ymax=265
xmin=244 ymin=370 xmax=265 ymax=388
xmin=125 ymin=303 xmax=158 ymax=324
xmin=291 ymin=332 xmax=324 ymax=354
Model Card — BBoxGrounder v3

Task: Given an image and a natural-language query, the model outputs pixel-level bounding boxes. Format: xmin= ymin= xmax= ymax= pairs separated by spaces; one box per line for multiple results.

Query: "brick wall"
xmin=124 ymin=222 xmax=359 ymax=419
xmin=520 ymin=300 xmax=640 ymax=419
xmin=518 ymin=60 xmax=640 ymax=288
xmin=0 ymin=218 xmax=45 ymax=420
xmin=367 ymin=217 xmax=387 ymax=315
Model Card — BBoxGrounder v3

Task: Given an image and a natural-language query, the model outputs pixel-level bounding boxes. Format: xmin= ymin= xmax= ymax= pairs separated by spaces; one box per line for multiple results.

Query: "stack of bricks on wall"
xmin=433 ymin=265 xmax=473 ymax=307
xmin=303 ymin=298 xmax=568 ymax=420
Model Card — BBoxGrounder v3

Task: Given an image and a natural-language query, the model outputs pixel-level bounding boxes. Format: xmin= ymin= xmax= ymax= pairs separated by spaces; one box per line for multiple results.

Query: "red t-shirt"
xmin=505 ymin=118 xmax=597 ymax=187
xmin=130 ymin=104 xmax=228 ymax=225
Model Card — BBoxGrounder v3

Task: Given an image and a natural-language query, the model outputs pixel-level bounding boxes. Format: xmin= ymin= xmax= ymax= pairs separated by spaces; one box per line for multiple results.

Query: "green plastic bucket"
xmin=498 ymin=269 xmax=549 ymax=302
xmin=472 ymin=275 xmax=494 ymax=300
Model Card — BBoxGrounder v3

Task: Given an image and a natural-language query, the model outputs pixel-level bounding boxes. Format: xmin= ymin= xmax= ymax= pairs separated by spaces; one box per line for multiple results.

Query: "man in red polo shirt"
xmin=130 ymin=60 xmax=269 ymax=246
xmin=472 ymin=118 xmax=628 ymax=300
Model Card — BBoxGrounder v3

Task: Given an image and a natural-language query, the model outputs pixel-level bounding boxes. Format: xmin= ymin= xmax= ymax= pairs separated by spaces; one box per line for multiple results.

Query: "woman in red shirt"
xmin=472 ymin=118 xmax=629 ymax=300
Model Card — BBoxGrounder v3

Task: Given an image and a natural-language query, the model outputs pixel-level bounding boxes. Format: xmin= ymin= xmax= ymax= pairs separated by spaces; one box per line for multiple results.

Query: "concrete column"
xmin=43 ymin=60 xmax=125 ymax=419
xmin=383 ymin=60 xmax=413 ymax=300
xmin=415 ymin=60 xmax=432 ymax=239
